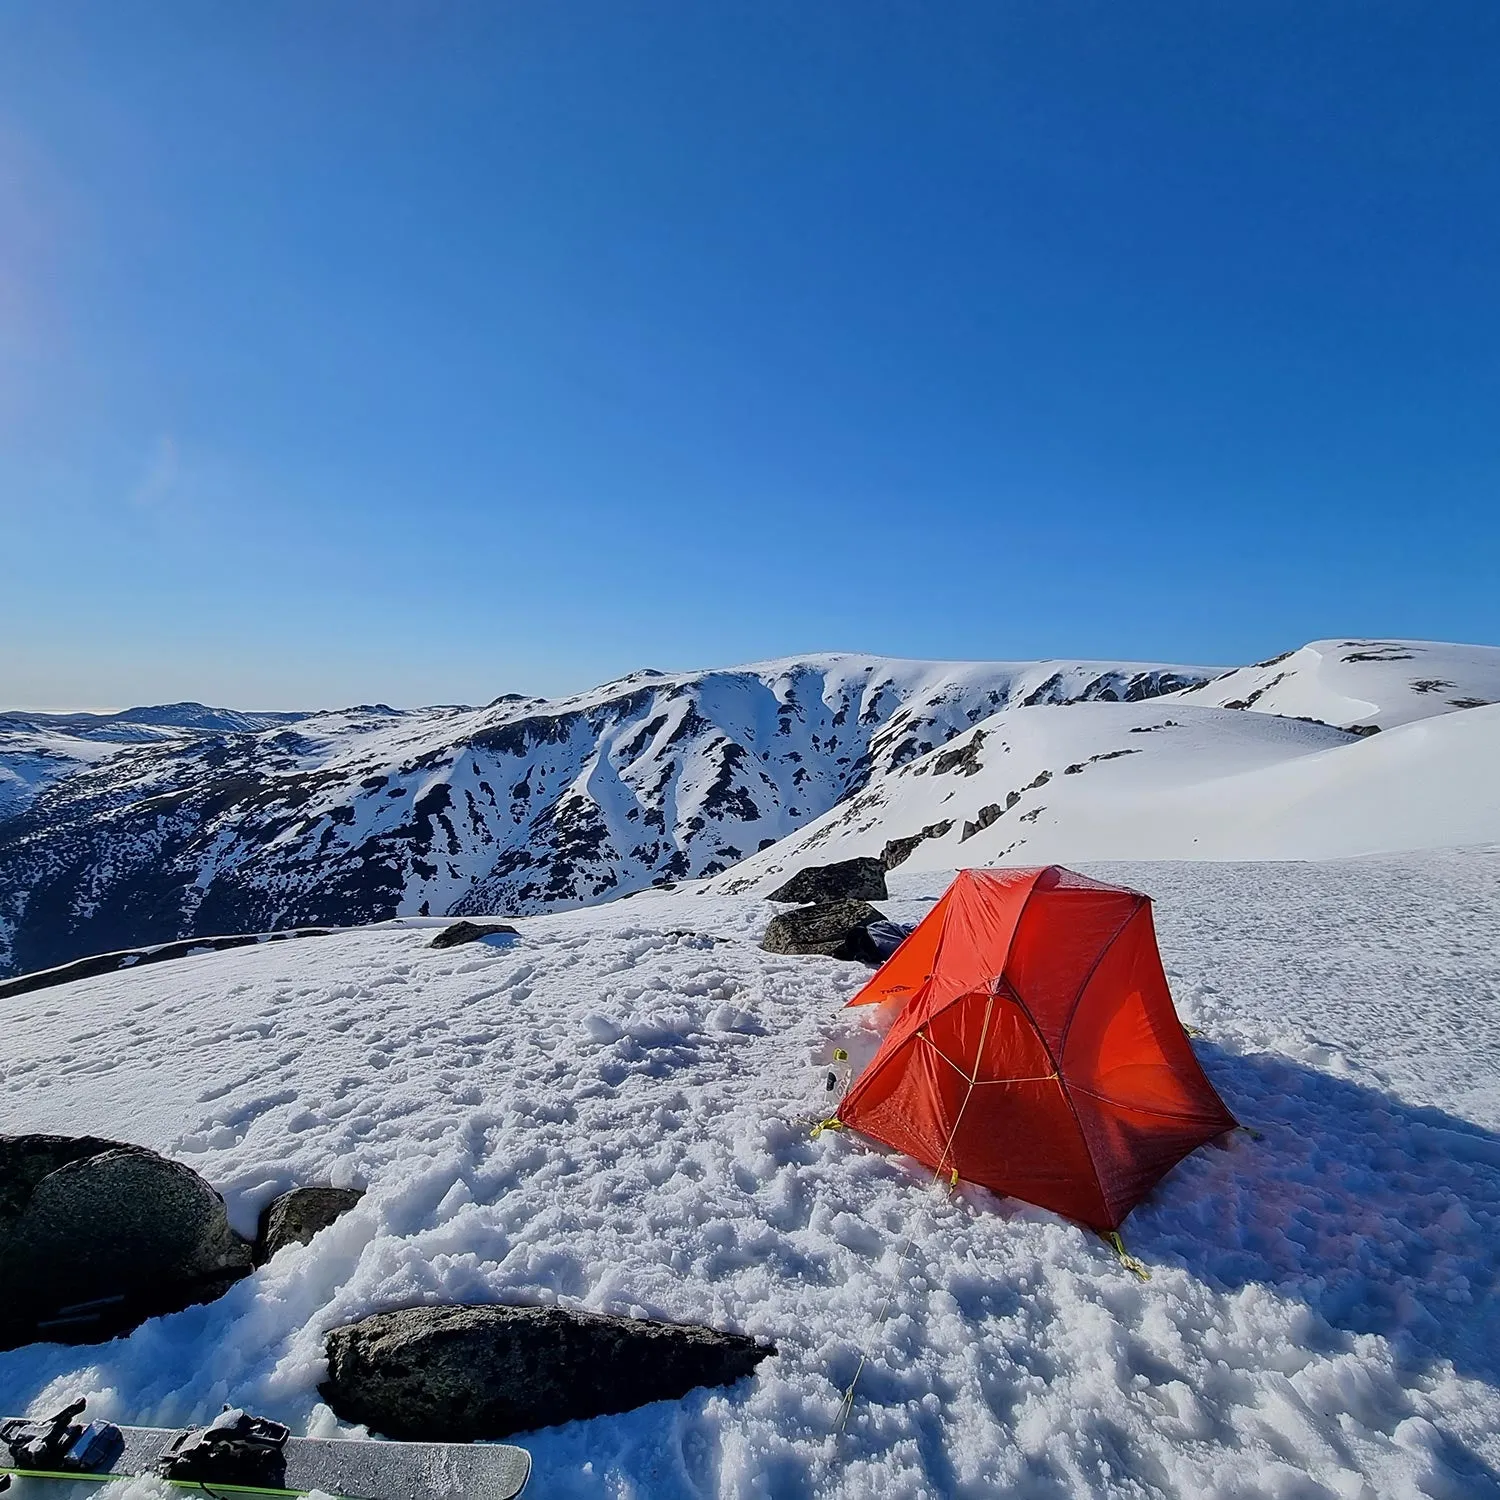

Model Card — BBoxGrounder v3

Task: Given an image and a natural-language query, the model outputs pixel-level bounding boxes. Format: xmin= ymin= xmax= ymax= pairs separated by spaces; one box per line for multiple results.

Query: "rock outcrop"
xmin=879 ymin=820 xmax=953 ymax=870
xmin=760 ymin=900 xmax=886 ymax=964
xmin=321 ymin=1303 xmax=774 ymax=1440
xmin=0 ymin=1134 xmax=253 ymax=1349
xmin=254 ymin=1185 xmax=365 ymax=1265
xmin=429 ymin=921 xmax=519 ymax=951
xmin=767 ymin=857 xmax=888 ymax=904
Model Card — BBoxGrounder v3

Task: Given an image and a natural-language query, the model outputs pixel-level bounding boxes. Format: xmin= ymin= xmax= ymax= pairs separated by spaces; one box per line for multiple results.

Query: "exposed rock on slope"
xmin=0 ymin=655 xmax=1207 ymax=976
xmin=428 ymin=920 xmax=519 ymax=950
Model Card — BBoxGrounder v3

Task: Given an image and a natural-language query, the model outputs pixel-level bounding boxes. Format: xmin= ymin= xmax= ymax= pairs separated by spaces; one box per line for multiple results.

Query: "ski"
xmin=1 ymin=1402 xmax=531 ymax=1500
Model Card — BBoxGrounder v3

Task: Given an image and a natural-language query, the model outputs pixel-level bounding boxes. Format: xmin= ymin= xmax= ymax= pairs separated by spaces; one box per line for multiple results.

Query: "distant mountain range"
xmin=0 ymin=701 xmax=311 ymax=737
xmin=1 ymin=638 xmax=1496 ymax=978
xmin=0 ymin=658 xmax=1205 ymax=975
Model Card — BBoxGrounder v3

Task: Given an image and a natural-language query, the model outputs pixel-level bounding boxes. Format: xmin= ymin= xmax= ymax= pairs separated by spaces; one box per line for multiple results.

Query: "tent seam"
xmin=972 ymin=1073 xmax=1060 ymax=1086
xmin=921 ymin=867 xmax=1046 ymax=1026
xmin=998 ymin=977 xmax=1114 ymax=1227
xmin=935 ymin=993 xmax=995 ymax=1176
xmin=1056 ymin=894 xmax=1149 ymax=1061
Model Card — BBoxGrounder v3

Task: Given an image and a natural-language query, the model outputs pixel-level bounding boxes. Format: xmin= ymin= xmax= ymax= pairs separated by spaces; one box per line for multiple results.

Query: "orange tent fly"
xmin=836 ymin=866 xmax=1235 ymax=1231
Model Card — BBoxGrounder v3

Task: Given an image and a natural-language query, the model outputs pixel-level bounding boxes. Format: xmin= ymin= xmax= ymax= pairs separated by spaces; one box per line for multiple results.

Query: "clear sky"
xmin=2 ymin=3 xmax=1497 ymax=711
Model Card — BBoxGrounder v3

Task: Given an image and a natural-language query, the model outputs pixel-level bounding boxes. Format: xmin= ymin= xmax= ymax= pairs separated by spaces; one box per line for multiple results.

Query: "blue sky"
xmin=2 ymin=3 xmax=1496 ymax=710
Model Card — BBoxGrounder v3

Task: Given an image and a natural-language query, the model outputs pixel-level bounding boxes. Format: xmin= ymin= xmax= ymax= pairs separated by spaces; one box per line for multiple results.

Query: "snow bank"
xmin=2 ymin=853 xmax=1498 ymax=1498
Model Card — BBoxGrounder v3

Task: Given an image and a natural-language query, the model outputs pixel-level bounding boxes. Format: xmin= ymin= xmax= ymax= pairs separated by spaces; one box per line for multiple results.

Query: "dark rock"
xmin=429 ymin=920 xmax=519 ymax=950
xmin=0 ymin=1134 xmax=140 ymax=1221
xmin=760 ymin=900 xmax=886 ymax=964
xmin=931 ymin=730 xmax=986 ymax=777
xmin=320 ymin=1303 xmax=774 ymax=1441
xmin=0 ymin=1135 xmax=253 ymax=1350
xmin=880 ymin=821 xmax=953 ymax=870
xmin=254 ymin=1186 xmax=365 ymax=1265
xmin=960 ymin=804 xmax=1007 ymax=842
xmin=767 ymin=857 xmax=887 ymax=904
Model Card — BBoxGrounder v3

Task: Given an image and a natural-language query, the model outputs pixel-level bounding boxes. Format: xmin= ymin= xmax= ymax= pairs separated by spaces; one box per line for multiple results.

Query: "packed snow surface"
xmin=3 ymin=850 xmax=1499 ymax=1498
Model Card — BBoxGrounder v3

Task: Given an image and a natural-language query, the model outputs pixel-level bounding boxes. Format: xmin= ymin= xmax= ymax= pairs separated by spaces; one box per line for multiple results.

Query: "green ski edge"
xmin=3 ymin=1465 xmax=324 ymax=1495
xmin=2 ymin=1456 xmax=533 ymax=1500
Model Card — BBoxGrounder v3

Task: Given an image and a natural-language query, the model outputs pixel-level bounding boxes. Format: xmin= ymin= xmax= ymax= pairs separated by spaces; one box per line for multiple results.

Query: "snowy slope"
xmin=1 ymin=851 xmax=1496 ymax=1497
xmin=710 ymin=698 xmax=1500 ymax=891
xmin=0 ymin=729 xmax=130 ymax=825
xmin=0 ymin=656 xmax=1208 ymax=977
xmin=0 ymin=706 xmax=312 ymax=825
xmin=1171 ymin=638 xmax=1500 ymax=729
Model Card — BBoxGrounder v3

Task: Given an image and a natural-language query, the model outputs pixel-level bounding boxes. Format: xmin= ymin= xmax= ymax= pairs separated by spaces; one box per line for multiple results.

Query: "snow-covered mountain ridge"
xmin=0 ymin=701 xmax=312 ymax=737
xmin=0 ymin=703 xmax=316 ymax=824
xmin=1173 ymin=637 xmax=1500 ymax=729
xmin=712 ymin=698 xmax=1500 ymax=893
xmin=0 ymin=653 xmax=1208 ymax=976
xmin=707 ymin=637 xmax=1500 ymax=893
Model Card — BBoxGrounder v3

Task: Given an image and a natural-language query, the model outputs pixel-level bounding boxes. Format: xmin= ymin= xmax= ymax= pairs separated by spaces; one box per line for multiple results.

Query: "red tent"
xmin=836 ymin=866 xmax=1235 ymax=1230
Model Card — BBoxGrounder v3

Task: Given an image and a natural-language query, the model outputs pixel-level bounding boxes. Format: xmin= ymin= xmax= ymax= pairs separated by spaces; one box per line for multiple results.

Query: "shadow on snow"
xmin=1141 ymin=1042 xmax=1500 ymax=1388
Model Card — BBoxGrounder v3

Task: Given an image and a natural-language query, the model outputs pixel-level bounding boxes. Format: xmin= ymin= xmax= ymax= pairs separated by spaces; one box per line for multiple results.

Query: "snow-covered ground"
xmin=3 ymin=850 xmax=1498 ymax=1498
